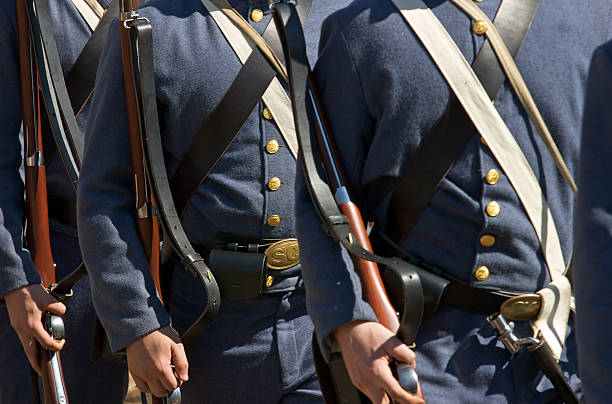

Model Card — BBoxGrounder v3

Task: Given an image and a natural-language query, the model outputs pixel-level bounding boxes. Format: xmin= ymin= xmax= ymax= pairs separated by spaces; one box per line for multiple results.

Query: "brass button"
xmin=266 ymin=139 xmax=279 ymax=154
xmin=267 ymin=215 xmax=281 ymax=227
xmin=263 ymin=107 xmax=273 ymax=120
xmin=268 ymin=177 xmax=281 ymax=191
xmin=251 ymin=8 xmax=264 ymax=22
xmin=474 ymin=266 xmax=490 ymax=281
xmin=473 ymin=20 xmax=488 ymax=35
xmin=480 ymin=234 xmax=496 ymax=247
xmin=485 ymin=169 xmax=499 ymax=185
xmin=486 ymin=201 xmax=501 ymax=217
xmin=265 ymin=275 xmax=274 ymax=288
xmin=480 ymin=136 xmax=488 ymax=146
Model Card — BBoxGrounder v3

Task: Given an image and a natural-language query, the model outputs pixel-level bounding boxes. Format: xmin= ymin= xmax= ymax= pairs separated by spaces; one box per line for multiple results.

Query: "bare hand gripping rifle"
xmin=269 ymin=1 xmax=425 ymax=401
xmin=118 ymin=0 xmax=221 ymax=401
xmin=15 ymin=0 xmax=86 ymax=401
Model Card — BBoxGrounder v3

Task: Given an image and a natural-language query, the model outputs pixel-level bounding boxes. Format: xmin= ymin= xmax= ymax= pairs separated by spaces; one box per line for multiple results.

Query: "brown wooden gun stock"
xmin=309 ymin=74 xmax=424 ymax=400
xmin=119 ymin=0 xmax=162 ymax=299
xmin=16 ymin=0 xmax=69 ymax=402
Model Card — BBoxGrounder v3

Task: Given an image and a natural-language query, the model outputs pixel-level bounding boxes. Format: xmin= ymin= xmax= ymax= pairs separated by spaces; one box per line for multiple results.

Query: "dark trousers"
xmin=0 ymin=231 xmax=128 ymax=403
xmin=169 ymin=266 xmax=322 ymax=403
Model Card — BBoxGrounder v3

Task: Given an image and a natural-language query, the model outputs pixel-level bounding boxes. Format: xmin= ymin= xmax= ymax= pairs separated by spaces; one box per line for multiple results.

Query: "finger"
xmin=31 ymin=321 xmax=64 ymax=351
xmin=132 ymin=374 xmax=151 ymax=394
xmin=384 ymin=338 xmax=416 ymax=367
xmin=374 ymin=362 xmax=417 ymax=404
xmin=171 ymin=343 xmax=189 ymax=382
xmin=44 ymin=300 xmax=66 ymax=317
xmin=158 ymin=364 xmax=179 ymax=392
xmin=365 ymin=385 xmax=389 ymax=404
xmin=148 ymin=377 xmax=171 ymax=398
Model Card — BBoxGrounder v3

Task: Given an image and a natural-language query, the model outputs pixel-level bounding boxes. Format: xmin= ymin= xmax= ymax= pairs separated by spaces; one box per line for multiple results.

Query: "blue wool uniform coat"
xmin=77 ymin=0 xmax=350 ymax=401
xmin=295 ymin=0 xmax=612 ymax=402
xmin=0 ymin=0 xmax=128 ymax=402
xmin=574 ymin=40 xmax=612 ymax=404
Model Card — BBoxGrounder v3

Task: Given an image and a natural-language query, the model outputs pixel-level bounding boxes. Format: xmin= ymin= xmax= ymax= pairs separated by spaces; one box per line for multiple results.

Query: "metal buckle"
xmin=264 ymin=238 xmax=299 ymax=270
xmin=121 ymin=11 xmax=150 ymax=28
xmin=500 ymin=293 xmax=542 ymax=321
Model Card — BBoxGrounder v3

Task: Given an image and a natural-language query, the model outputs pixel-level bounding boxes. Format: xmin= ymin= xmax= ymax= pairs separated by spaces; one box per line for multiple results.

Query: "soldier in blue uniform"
xmin=295 ymin=0 xmax=612 ymax=403
xmin=0 ymin=0 xmax=128 ymax=402
xmin=574 ymin=40 xmax=612 ymax=404
xmin=77 ymin=0 xmax=350 ymax=401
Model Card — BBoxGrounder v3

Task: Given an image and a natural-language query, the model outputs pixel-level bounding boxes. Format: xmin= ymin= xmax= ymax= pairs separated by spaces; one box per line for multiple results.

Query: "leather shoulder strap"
xmin=27 ymin=0 xmax=82 ymax=188
xmin=170 ymin=49 xmax=278 ymax=217
xmin=390 ymin=0 xmax=566 ymax=283
xmin=65 ymin=0 xmax=121 ymax=116
xmin=121 ymin=12 xmax=221 ymax=349
xmin=385 ymin=0 xmax=539 ymax=245
xmin=201 ymin=0 xmax=299 ymax=158
xmin=169 ymin=0 xmax=308 ymax=215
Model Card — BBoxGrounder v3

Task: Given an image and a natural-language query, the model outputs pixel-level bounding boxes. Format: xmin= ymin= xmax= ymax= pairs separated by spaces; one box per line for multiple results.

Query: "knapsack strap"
xmin=385 ymin=0 xmax=540 ymax=246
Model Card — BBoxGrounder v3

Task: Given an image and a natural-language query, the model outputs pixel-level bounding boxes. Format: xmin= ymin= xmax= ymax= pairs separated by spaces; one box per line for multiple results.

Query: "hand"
xmin=4 ymin=284 xmax=66 ymax=374
xmin=126 ymin=326 xmax=188 ymax=398
xmin=333 ymin=321 xmax=424 ymax=404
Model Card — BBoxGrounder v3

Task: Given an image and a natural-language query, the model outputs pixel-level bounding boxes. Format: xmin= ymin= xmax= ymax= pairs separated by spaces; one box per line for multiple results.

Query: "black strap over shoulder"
xmin=384 ymin=0 xmax=541 ymax=245
xmin=169 ymin=0 xmax=312 ymax=216
xmin=64 ymin=0 xmax=122 ymax=115
xmin=26 ymin=0 xmax=84 ymax=188
xmin=128 ymin=21 xmax=220 ymax=350
xmin=261 ymin=0 xmax=312 ymax=66
xmin=170 ymin=49 xmax=278 ymax=217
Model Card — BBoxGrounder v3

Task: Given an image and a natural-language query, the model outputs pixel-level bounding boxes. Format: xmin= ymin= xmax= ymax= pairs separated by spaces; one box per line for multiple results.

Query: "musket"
xmin=119 ymin=0 xmax=162 ymax=297
xmin=16 ymin=0 xmax=69 ymax=402
xmin=118 ymin=0 xmax=221 ymax=402
xmin=270 ymin=1 xmax=424 ymax=400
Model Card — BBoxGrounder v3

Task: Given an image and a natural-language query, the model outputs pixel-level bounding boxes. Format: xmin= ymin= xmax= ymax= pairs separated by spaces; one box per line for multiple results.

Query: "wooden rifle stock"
xmin=308 ymin=76 xmax=400 ymax=332
xmin=308 ymin=75 xmax=424 ymax=400
xmin=16 ymin=0 xmax=69 ymax=402
xmin=119 ymin=0 xmax=162 ymax=298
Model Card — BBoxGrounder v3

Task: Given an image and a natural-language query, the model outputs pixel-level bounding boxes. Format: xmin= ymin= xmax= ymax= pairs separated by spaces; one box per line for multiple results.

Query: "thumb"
xmin=384 ymin=337 xmax=416 ymax=367
xmin=171 ymin=342 xmax=189 ymax=382
xmin=43 ymin=298 xmax=67 ymax=317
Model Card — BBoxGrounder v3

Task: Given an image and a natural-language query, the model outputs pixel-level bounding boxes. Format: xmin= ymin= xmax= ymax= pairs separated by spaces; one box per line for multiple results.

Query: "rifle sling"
xmin=384 ymin=0 xmax=540 ymax=245
xmin=128 ymin=22 xmax=220 ymax=350
xmin=170 ymin=0 xmax=311 ymax=217
xmin=26 ymin=0 xmax=82 ymax=190
xmin=271 ymin=1 xmax=425 ymax=342
xmin=170 ymin=49 xmax=277 ymax=217
xmin=261 ymin=0 xmax=312 ymax=67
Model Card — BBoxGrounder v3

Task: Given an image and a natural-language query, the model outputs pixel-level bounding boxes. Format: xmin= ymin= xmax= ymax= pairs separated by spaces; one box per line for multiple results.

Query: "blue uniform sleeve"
xmin=77 ymin=21 xmax=170 ymax=352
xmin=295 ymin=15 xmax=378 ymax=361
xmin=0 ymin=2 xmax=42 ymax=298
xmin=573 ymin=41 xmax=612 ymax=404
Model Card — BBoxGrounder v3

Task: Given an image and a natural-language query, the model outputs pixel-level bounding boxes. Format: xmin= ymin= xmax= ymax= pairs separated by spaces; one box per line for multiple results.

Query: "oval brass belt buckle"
xmin=265 ymin=238 xmax=300 ymax=270
xmin=500 ymin=293 xmax=542 ymax=321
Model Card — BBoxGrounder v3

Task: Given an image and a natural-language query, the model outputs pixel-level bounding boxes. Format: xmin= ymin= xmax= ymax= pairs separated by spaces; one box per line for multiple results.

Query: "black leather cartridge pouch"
xmin=383 ymin=262 xmax=450 ymax=320
xmin=208 ymin=249 xmax=267 ymax=300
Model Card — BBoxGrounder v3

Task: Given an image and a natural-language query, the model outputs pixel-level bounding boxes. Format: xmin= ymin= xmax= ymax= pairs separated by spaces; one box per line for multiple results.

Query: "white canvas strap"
xmin=390 ymin=0 xmax=566 ymax=282
xmin=70 ymin=0 xmax=103 ymax=31
xmin=200 ymin=0 xmax=299 ymax=159
xmin=390 ymin=0 xmax=571 ymax=359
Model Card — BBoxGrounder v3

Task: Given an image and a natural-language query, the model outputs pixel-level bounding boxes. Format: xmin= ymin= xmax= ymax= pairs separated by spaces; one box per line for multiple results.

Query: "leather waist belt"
xmin=47 ymin=195 xmax=77 ymax=228
xmin=193 ymin=238 xmax=300 ymax=271
xmin=406 ymin=263 xmax=518 ymax=318
xmin=442 ymin=281 xmax=517 ymax=314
